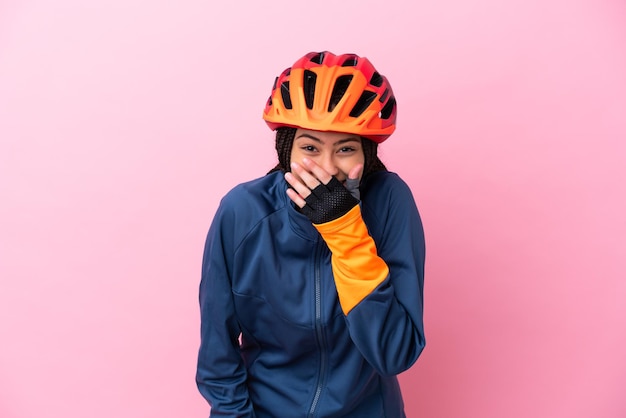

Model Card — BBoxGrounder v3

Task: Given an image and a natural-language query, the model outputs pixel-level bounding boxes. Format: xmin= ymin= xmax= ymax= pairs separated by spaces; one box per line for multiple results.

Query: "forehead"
xmin=294 ymin=129 xmax=360 ymax=144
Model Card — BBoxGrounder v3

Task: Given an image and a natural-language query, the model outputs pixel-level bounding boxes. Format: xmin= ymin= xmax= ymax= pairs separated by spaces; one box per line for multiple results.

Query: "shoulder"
xmin=214 ymin=171 xmax=287 ymax=232
xmin=360 ymin=171 xmax=421 ymax=237
xmin=361 ymin=171 xmax=416 ymax=204
xmin=221 ymin=171 xmax=286 ymax=209
xmin=203 ymin=172 xmax=290 ymax=257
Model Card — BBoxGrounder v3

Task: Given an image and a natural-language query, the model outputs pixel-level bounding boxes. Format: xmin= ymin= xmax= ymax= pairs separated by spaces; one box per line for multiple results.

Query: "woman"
xmin=196 ymin=51 xmax=426 ymax=417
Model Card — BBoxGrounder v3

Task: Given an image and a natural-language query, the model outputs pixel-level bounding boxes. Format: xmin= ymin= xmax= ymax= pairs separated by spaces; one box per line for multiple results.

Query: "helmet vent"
xmin=310 ymin=52 xmax=325 ymax=65
xmin=272 ymin=76 xmax=278 ymax=91
xmin=303 ymin=70 xmax=317 ymax=110
xmin=379 ymin=96 xmax=396 ymax=119
xmin=370 ymin=72 xmax=383 ymax=87
xmin=328 ymin=75 xmax=353 ymax=112
xmin=280 ymin=82 xmax=293 ymax=110
xmin=341 ymin=56 xmax=358 ymax=67
xmin=349 ymin=91 xmax=377 ymax=117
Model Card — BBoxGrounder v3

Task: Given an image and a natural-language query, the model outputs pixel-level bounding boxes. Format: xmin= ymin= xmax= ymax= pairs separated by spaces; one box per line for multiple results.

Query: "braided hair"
xmin=268 ymin=127 xmax=387 ymax=176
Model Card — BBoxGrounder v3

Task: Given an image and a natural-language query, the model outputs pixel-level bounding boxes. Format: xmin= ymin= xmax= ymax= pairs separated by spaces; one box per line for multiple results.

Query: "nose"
xmin=319 ymin=154 xmax=339 ymax=177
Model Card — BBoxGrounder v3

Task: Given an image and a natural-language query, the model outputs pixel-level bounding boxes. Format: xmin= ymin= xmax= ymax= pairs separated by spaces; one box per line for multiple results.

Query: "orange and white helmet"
xmin=263 ymin=51 xmax=397 ymax=143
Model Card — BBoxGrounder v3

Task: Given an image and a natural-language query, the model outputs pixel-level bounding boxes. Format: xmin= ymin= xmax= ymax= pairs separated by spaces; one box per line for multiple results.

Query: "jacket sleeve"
xmin=196 ymin=199 xmax=256 ymax=417
xmin=313 ymin=176 xmax=426 ymax=376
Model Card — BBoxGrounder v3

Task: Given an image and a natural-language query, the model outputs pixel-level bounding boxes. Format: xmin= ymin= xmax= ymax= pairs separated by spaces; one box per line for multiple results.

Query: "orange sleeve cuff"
xmin=314 ymin=205 xmax=389 ymax=315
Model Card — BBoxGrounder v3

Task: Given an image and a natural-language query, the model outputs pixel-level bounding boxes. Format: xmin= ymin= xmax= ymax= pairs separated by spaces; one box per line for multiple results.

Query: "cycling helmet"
xmin=263 ymin=51 xmax=397 ymax=143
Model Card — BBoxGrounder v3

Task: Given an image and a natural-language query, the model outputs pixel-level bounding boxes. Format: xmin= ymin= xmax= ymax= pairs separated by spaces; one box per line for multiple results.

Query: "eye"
xmin=338 ymin=146 xmax=356 ymax=153
xmin=301 ymin=145 xmax=318 ymax=152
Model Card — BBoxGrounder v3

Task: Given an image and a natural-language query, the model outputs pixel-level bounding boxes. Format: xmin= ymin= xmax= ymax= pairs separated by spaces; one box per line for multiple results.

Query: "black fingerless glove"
xmin=300 ymin=177 xmax=359 ymax=224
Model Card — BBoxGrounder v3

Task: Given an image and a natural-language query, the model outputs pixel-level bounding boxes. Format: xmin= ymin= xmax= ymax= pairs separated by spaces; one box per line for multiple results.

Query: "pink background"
xmin=1 ymin=0 xmax=625 ymax=417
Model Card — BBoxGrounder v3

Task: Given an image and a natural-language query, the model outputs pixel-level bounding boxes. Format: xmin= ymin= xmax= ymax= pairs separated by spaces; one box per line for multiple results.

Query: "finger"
xmin=284 ymin=172 xmax=311 ymax=199
xmin=291 ymin=161 xmax=323 ymax=190
xmin=302 ymin=158 xmax=333 ymax=185
xmin=286 ymin=188 xmax=306 ymax=208
xmin=344 ymin=177 xmax=360 ymax=200
xmin=348 ymin=163 xmax=363 ymax=181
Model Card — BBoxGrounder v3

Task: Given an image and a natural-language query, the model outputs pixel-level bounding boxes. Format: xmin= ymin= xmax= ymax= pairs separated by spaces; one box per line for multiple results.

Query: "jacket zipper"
xmin=308 ymin=241 xmax=327 ymax=417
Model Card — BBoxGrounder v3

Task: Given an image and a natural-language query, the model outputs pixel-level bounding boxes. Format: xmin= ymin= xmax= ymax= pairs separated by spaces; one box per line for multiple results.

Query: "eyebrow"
xmin=295 ymin=133 xmax=361 ymax=145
